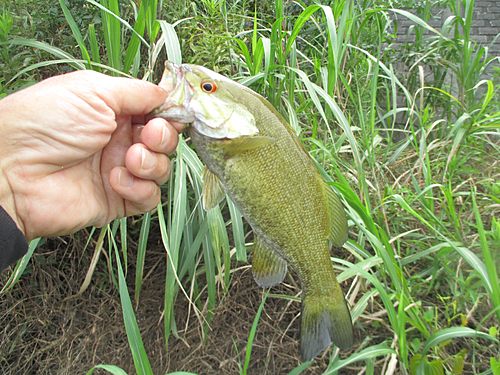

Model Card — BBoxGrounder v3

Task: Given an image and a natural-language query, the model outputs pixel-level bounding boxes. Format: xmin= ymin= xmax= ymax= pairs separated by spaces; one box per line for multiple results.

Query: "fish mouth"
xmin=147 ymin=61 xmax=196 ymax=123
xmin=160 ymin=61 xmax=184 ymax=92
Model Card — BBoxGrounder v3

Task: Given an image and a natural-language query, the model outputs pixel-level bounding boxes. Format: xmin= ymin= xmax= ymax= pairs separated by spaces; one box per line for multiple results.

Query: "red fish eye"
xmin=201 ymin=81 xmax=217 ymax=93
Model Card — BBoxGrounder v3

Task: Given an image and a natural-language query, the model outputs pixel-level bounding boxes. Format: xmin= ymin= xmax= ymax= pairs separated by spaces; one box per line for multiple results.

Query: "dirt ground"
xmin=0 ymin=233 xmax=366 ymax=375
xmin=0 ymin=231 xmax=494 ymax=374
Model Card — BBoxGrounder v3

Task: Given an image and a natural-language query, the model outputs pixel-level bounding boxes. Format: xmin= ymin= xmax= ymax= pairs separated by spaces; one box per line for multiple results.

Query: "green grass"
xmin=1 ymin=0 xmax=499 ymax=374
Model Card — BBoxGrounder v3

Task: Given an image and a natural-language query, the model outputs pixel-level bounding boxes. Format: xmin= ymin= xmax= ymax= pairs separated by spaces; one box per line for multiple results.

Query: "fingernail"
xmin=118 ymin=169 xmax=134 ymax=187
xmin=140 ymin=148 xmax=156 ymax=170
xmin=160 ymin=124 xmax=170 ymax=147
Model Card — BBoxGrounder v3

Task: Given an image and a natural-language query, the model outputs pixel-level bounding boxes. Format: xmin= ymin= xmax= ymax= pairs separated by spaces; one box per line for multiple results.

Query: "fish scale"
xmin=150 ymin=61 xmax=354 ymax=362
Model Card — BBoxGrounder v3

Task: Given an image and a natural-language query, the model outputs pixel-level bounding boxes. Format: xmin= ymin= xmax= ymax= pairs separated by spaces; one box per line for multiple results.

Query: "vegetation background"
xmin=0 ymin=0 xmax=499 ymax=374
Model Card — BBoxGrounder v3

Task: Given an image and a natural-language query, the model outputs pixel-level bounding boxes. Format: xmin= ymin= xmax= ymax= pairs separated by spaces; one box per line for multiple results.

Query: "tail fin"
xmin=300 ymin=292 xmax=354 ymax=362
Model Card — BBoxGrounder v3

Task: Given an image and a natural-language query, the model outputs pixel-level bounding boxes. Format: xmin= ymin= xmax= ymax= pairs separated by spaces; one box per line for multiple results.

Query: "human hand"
xmin=0 ymin=70 xmax=185 ymax=241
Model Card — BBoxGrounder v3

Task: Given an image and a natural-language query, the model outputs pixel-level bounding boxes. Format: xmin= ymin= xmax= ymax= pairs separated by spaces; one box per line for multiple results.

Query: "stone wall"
xmin=391 ymin=0 xmax=500 ymax=56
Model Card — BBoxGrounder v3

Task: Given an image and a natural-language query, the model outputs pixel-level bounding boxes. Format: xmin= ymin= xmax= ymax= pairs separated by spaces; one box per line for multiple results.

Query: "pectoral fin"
xmin=202 ymin=166 xmax=225 ymax=211
xmin=322 ymin=180 xmax=348 ymax=247
xmin=252 ymin=236 xmax=287 ymax=288
xmin=222 ymin=136 xmax=275 ymax=158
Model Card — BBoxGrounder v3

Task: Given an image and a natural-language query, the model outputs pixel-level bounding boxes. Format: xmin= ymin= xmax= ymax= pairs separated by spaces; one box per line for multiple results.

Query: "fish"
xmin=149 ymin=61 xmax=354 ymax=361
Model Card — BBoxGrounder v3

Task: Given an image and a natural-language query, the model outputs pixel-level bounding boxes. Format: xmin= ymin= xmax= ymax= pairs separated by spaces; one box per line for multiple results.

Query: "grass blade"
xmin=88 ymin=23 xmax=102 ymax=72
xmin=243 ymin=290 xmax=269 ymax=375
xmin=86 ymin=364 xmax=129 ymax=375
xmin=417 ymin=327 xmax=499 ymax=375
xmin=1 ymin=38 xmax=84 ymax=69
xmin=325 ymin=344 xmax=396 ymax=373
xmin=123 ymin=2 xmax=146 ymax=76
xmin=58 ymin=0 xmax=91 ymax=69
xmin=135 ymin=211 xmax=151 ymax=303
xmin=227 ymin=198 xmax=246 ymax=262
xmin=158 ymin=21 xmax=182 ymax=65
xmin=284 ymin=5 xmax=320 ymax=57
xmin=99 ymin=0 xmax=121 ymax=73
xmin=472 ymin=188 xmax=500 ymax=324
xmin=287 ymin=361 xmax=312 ymax=375
xmin=114 ymin=230 xmax=153 ymax=375
xmin=163 ymin=146 xmax=187 ymax=345
xmin=0 ymin=238 xmax=41 ymax=294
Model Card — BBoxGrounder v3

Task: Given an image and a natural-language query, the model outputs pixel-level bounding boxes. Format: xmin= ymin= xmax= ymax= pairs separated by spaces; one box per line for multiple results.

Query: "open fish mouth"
xmin=147 ymin=62 xmax=196 ymax=123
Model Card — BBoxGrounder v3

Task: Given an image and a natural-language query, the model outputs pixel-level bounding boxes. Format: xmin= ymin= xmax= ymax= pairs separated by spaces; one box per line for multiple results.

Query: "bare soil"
xmin=0 ymin=234 xmax=353 ymax=375
xmin=0 ymin=231 xmax=495 ymax=374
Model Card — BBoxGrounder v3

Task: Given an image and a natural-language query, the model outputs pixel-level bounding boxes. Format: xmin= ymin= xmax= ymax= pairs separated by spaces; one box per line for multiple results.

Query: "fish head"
xmin=149 ymin=61 xmax=258 ymax=139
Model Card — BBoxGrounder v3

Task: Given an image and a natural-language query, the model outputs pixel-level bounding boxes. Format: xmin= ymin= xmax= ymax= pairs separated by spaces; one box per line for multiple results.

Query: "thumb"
xmin=73 ymin=70 xmax=169 ymax=117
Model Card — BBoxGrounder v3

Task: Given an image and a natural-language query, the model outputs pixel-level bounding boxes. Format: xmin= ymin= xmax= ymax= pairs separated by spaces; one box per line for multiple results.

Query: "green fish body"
xmin=150 ymin=62 xmax=354 ymax=361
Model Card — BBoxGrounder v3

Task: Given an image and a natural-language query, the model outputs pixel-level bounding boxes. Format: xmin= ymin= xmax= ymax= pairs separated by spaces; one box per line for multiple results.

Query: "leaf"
xmin=491 ymin=357 xmax=500 ymax=375
xmin=99 ymin=0 xmax=121 ymax=72
xmin=63 ymin=228 xmax=106 ymax=301
xmin=285 ymin=5 xmax=321 ymax=57
xmin=86 ymin=0 xmax=149 ymax=47
xmin=422 ymin=327 xmax=498 ymax=356
xmin=287 ymin=360 xmax=312 ymax=375
xmin=452 ymin=348 xmax=466 ymax=374
xmin=410 ymin=354 xmax=422 ymax=375
xmin=135 ymin=211 xmax=151 ymax=303
xmin=88 ymin=24 xmax=101 ymax=72
xmin=158 ymin=21 xmax=182 ymax=65
xmin=86 ymin=364 xmax=129 ymax=375
xmin=58 ymin=0 xmax=91 ymax=68
xmin=114 ymin=233 xmax=153 ymax=375
xmin=122 ymin=2 xmax=146 ymax=75
xmin=490 ymin=326 xmax=499 ymax=337
xmin=324 ymin=344 xmax=396 ymax=373
xmin=428 ymin=359 xmax=444 ymax=375
xmin=389 ymin=9 xmax=447 ymax=39
xmin=472 ymin=189 xmax=500 ymax=324
xmin=417 ymin=327 xmax=499 ymax=375
xmin=1 ymin=38 xmax=84 ymax=69
xmin=0 ymin=238 xmax=41 ymax=294
xmin=227 ymin=198 xmax=246 ymax=262
xmin=243 ymin=291 xmax=269 ymax=375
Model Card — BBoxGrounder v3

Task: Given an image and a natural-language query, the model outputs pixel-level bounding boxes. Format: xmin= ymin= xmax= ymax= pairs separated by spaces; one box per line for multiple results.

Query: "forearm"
xmin=0 ymin=205 xmax=28 ymax=273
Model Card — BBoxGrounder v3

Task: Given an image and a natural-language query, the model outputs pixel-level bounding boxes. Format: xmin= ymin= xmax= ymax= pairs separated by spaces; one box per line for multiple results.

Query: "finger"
xmin=140 ymin=118 xmax=183 ymax=155
xmin=132 ymin=125 xmax=144 ymax=144
xmin=165 ymin=120 xmax=187 ymax=134
xmin=73 ymin=71 xmax=169 ymax=116
xmin=109 ymin=167 xmax=161 ymax=215
xmin=125 ymin=143 xmax=172 ymax=186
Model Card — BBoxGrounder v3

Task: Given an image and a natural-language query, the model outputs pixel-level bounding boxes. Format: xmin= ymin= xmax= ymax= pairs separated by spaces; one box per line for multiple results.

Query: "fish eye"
xmin=201 ymin=81 xmax=217 ymax=93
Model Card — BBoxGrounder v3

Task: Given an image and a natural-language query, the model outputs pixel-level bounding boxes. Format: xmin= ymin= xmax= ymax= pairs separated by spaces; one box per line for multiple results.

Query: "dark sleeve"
xmin=0 ymin=205 xmax=29 ymax=273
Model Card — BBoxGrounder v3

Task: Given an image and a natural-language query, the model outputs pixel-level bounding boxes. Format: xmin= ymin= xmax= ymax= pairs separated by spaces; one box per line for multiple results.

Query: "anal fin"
xmin=252 ymin=236 xmax=287 ymax=288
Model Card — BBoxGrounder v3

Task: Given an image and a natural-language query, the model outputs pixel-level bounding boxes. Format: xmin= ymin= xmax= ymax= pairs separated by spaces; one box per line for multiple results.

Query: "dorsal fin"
xmin=322 ymin=180 xmax=348 ymax=246
xmin=201 ymin=166 xmax=225 ymax=211
xmin=252 ymin=236 xmax=287 ymax=288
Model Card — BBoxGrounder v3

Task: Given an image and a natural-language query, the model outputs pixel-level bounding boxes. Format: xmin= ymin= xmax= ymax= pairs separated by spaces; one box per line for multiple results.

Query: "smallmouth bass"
xmin=150 ymin=61 xmax=354 ymax=361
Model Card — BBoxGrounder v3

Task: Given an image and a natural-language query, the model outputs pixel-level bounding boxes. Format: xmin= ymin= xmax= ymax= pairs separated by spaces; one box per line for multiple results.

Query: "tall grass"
xmin=2 ymin=0 xmax=499 ymax=374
